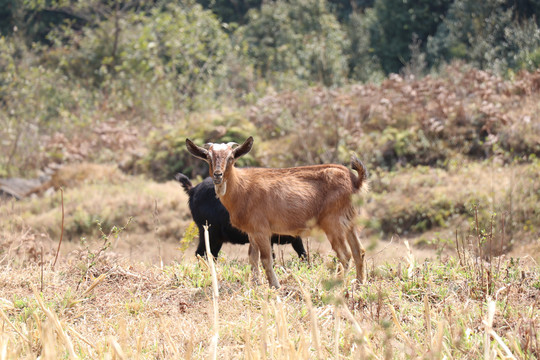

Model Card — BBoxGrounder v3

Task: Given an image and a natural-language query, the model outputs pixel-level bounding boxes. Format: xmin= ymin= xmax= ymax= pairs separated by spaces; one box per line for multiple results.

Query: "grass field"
xmin=1 ymin=65 xmax=539 ymax=359
xmin=1 ymin=173 xmax=539 ymax=359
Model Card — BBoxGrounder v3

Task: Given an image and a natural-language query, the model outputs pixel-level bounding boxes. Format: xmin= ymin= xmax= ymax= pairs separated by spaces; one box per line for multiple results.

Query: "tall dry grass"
xmin=0 ymin=220 xmax=538 ymax=359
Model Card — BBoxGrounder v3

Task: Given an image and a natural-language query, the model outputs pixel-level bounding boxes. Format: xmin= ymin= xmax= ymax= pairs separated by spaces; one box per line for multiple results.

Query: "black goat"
xmin=175 ymin=173 xmax=307 ymax=259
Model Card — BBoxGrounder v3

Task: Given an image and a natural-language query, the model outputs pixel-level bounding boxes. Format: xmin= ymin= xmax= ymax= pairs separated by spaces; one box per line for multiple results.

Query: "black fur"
xmin=175 ymin=173 xmax=307 ymax=259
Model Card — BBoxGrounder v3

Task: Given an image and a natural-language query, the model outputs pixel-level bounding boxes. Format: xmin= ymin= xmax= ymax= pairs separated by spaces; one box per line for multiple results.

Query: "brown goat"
xmin=186 ymin=136 xmax=367 ymax=288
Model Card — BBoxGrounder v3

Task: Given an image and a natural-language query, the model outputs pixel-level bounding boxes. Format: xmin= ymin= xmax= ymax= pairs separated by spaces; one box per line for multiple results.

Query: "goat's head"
xmin=186 ymin=136 xmax=253 ymax=197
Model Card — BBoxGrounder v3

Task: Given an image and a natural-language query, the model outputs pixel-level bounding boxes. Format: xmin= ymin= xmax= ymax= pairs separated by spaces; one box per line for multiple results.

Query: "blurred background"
xmin=0 ymin=0 xmax=539 ymax=263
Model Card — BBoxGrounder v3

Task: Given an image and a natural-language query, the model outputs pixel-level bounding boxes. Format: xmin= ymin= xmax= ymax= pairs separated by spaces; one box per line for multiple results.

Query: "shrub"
xmin=369 ymin=0 xmax=452 ymax=74
xmin=343 ymin=10 xmax=384 ymax=82
xmin=0 ymin=36 xmax=96 ymax=176
xmin=364 ymin=161 xmax=540 ymax=239
xmin=133 ymin=111 xmax=258 ymax=181
xmin=45 ymin=2 xmax=235 ymax=113
xmin=427 ymin=0 xmax=540 ymax=72
xmin=237 ymin=0 xmax=349 ymax=87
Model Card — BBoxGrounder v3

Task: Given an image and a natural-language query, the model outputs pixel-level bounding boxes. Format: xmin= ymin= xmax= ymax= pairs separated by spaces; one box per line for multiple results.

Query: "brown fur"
xmin=186 ymin=136 xmax=367 ymax=288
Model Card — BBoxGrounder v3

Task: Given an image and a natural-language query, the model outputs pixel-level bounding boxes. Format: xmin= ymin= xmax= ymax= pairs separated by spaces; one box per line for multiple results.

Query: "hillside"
xmin=1 ymin=65 xmax=539 ymax=358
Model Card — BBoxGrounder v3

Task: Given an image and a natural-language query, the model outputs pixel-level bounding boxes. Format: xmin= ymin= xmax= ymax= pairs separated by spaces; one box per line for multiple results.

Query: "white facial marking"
xmin=211 ymin=143 xmax=229 ymax=151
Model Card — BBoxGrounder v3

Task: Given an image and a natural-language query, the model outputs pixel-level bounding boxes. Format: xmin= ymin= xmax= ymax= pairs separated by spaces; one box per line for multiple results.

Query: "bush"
xmin=248 ymin=65 xmax=540 ymax=170
xmin=0 ymin=36 xmax=96 ymax=176
xmin=427 ymin=0 xmax=540 ymax=72
xmin=238 ymin=0 xmax=349 ymax=87
xmin=44 ymin=2 xmax=235 ymax=113
xmin=133 ymin=111 xmax=258 ymax=182
xmin=343 ymin=10 xmax=384 ymax=82
xmin=364 ymin=161 xmax=540 ymax=239
xmin=369 ymin=0 xmax=452 ymax=74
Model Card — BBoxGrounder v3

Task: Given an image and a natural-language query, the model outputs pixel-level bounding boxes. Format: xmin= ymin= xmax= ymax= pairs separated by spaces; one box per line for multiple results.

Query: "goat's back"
xmin=222 ymin=164 xmax=361 ymax=235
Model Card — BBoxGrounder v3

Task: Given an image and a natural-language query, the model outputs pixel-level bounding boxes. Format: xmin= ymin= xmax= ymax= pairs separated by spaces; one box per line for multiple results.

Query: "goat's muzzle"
xmin=213 ymin=172 xmax=223 ymax=184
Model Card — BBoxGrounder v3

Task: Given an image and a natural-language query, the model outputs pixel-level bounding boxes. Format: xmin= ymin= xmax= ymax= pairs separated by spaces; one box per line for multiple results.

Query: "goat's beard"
xmin=214 ymin=181 xmax=227 ymax=198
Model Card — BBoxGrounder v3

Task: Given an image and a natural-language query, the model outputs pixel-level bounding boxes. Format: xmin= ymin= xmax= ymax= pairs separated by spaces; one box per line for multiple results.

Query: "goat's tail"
xmin=350 ymin=155 xmax=369 ymax=194
xmin=174 ymin=173 xmax=193 ymax=194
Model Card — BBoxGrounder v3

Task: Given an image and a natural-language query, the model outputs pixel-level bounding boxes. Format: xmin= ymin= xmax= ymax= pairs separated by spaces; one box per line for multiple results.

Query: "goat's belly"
xmin=269 ymin=227 xmax=304 ymax=237
xmin=268 ymin=217 xmax=315 ymax=237
xmin=229 ymin=205 xmax=317 ymax=236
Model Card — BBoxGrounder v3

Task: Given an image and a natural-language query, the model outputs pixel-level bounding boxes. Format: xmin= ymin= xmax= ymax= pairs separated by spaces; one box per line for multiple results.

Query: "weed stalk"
xmin=203 ymin=224 xmax=219 ymax=360
xmin=52 ymin=187 xmax=64 ymax=269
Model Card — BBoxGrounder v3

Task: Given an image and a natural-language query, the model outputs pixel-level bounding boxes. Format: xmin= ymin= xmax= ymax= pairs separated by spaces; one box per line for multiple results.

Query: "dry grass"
xmin=249 ymin=65 xmax=540 ymax=169
xmin=363 ymin=160 xmax=540 ymax=253
xmin=1 ymin=167 xmax=191 ymax=264
xmin=1 ymin=164 xmax=537 ymax=358
xmin=5 ymin=159 xmax=539 ymax=264
xmin=3 ymin=57 xmax=540 ymax=360
xmin=0 ymin=216 xmax=539 ymax=359
xmin=1 ymin=63 xmax=539 ymax=356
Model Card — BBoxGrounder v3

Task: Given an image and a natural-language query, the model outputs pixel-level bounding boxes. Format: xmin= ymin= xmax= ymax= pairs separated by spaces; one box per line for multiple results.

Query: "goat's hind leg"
xmin=346 ymin=227 xmax=366 ymax=284
xmin=322 ymin=226 xmax=352 ymax=276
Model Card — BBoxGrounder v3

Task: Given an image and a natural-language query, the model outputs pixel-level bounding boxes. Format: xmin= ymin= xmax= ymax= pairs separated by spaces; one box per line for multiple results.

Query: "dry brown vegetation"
xmin=249 ymin=64 xmax=540 ymax=168
xmin=365 ymin=161 xmax=540 ymax=244
xmin=1 ymin=64 xmax=539 ymax=359
xmin=2 ymin=169 xmax=190 ymax=265
xmin=0 ymin=225 xmax=538 ymax=359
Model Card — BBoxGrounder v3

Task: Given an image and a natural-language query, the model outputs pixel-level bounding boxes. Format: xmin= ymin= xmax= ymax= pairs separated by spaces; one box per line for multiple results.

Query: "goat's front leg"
xmin=248 ymin=241 xmax=261 ymax=285
xmin=252 ymin=233 xmax=280 ymax=288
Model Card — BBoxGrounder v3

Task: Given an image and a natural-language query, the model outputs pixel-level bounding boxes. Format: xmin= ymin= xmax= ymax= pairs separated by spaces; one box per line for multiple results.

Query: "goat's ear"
xmin=186 ymin=138 xmax=209 ymax=161
xmin=232 ymin=136 xmax=253 ymax=159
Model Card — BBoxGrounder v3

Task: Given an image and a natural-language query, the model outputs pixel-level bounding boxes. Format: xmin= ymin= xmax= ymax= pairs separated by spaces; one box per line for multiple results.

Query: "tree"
xmin=369 ymin=0 xmax=452 ymax=74
xmin=196 ymin=0 xmax=262 ymax=25
xmin=344 ymin=9 xmax=384 ymax=81
xmin=0 ymin=0 xmax=86 ymax=43
xmin=427 ymin=0 xmax=540 ymax=71
xmin=238 ymin=0 xmax=349 ymax=87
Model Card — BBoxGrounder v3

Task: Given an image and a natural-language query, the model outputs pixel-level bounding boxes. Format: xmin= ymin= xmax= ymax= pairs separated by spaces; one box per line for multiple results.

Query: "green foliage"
xmin=45 ymin=2 xmax=234 ymax=111
xmin=0 ymin=35 xmax=93 ymax=176
xmin=427 ymin=0 xmax=540 ymax=72
xmin=196 ymin=0 xmax=262 ymax=25
xmin=512 ymin=19 xmax=540 ymax=71
xmin=134 ymin=111 xmax=258 ymax=181
xmin=365 ymin=159 xmax=540 ymax=240
xmin=343 ymin=10 xmax=384 ymax=82
xmin=167 ymin=261 xmax=212 ymax=288
xmin=369 ymin=0 xmax=452 ymax=74
xmin=0 ymin=0 xmax=87 ymax=43
xmin=0 ymin=1 xmax=257 ymax=177
xmin=371 ymin=191 xmax=458 ymax=235
xmin=368 ymin=127 xmax=450 ymax=169
xmin=238 ymin=0 xmax=349 ymax=87
xmin=2 ymin=0 xmax=540 ymax=94
xmin=327 ymin=0 xmax=376 ymax=21
xmin=517 ymin=45 xmax=540 ymax=71
xmin=180 ymin=221 xmax=199 ymax=252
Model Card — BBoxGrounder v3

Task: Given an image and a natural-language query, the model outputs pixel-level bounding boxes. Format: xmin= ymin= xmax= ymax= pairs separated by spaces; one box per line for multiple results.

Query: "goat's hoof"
xmin=351 ymin=278 xmax=366 ymax=289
